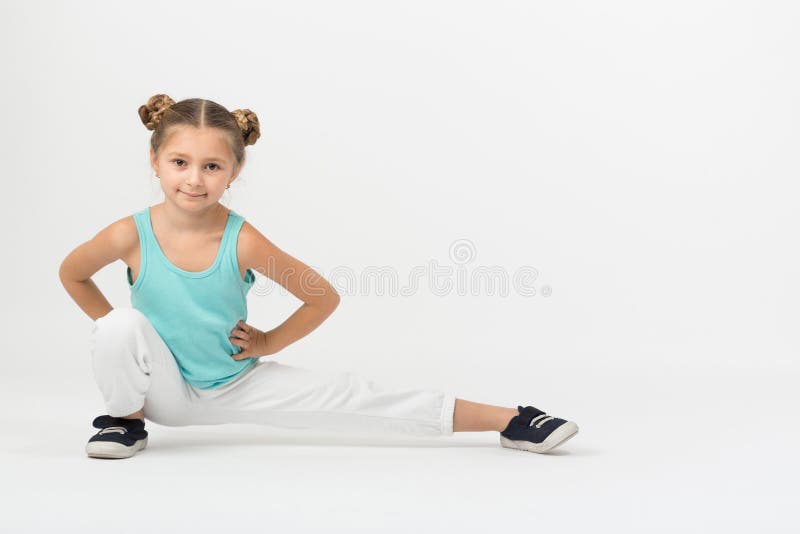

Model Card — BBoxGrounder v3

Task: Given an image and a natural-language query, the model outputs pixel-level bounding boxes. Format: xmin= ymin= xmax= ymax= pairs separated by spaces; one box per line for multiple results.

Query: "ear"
xmin=229 ymin=162 xmax=243 ymax=183
xmin=149 ymin=147 xmax=158 ymax=173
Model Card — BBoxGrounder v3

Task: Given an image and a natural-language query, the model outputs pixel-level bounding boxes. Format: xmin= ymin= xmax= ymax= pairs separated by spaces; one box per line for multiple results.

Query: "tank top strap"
xmin=127 ymin=208 xmax=152 ymax=290
xmin=221 ymin=208 xmax=253 ymax=285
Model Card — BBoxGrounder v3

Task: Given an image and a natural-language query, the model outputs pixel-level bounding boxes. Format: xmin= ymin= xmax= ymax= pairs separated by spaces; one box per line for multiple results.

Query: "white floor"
xmin=3 ymin=362 xmax=797 ymax=533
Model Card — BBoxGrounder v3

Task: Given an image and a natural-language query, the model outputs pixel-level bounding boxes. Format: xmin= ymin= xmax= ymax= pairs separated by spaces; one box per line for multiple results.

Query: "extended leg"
xmin=189 ymin=361 xmax=458 ymax=436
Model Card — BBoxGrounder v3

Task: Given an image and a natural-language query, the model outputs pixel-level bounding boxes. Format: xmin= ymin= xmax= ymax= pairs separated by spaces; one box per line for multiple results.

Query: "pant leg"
xmin=188 ymin=360 xmax=457 ymax=437
xmin=89 ymin=307 xmax=199 ymax=426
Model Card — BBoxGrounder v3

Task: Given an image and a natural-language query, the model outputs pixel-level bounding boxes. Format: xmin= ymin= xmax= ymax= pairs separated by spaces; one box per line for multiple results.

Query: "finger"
xmin=230 ymin=330 xmax=250 ymax=341
xmin=231 ymin=328 xmax=250 ymax=339
xmin=233 ymin=336 xmax=251 ymax=348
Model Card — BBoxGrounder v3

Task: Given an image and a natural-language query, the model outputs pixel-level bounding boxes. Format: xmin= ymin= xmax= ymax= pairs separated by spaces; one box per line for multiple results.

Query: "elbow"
xmin=328 ymin=291 xmax=341 ymax=311
xmin=58 ymin=260 xmax=68 ymax=283
xmin=325 ymin=289 xmax=341 ymax=312
xmin=308 ymin=284 xmax=340 ymax=312
xmin=58 ymin=259 xmax=78 ymax=284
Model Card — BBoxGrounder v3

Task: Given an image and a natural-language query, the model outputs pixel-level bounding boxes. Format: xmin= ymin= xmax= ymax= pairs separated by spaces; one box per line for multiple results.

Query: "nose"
xmin=184 ymin=167 xmax=203 ymax=186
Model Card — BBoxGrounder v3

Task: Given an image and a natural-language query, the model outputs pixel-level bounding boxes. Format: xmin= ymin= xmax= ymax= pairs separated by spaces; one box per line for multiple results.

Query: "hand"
xmin=229 ymin=320 xmax=273 ymax=360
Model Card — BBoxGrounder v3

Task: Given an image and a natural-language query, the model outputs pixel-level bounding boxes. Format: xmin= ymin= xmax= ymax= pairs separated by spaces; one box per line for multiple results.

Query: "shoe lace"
xmin=528 ymin=414 xmax=555 ymax=429
xmin=98 ymin=426 xmax=128 ymax=435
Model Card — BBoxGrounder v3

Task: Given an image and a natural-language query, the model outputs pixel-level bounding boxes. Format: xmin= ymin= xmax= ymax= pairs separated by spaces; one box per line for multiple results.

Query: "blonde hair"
xmin=138 ymin=94 xmax=261 ymax=170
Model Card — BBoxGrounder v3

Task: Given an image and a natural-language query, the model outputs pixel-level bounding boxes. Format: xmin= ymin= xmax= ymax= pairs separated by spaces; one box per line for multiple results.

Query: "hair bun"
xmin=138 ymin=94 xmax=176 ymax=131
xmin=231 ymin=108 xmax=261 ymax=146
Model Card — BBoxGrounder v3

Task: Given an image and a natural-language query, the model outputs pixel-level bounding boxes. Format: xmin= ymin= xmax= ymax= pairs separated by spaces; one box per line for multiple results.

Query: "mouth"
xmin=180 ymin=191 xmax=207 ymax=197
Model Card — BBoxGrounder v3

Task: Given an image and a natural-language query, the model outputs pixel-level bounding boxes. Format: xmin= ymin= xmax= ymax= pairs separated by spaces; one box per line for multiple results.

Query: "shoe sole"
xmin=500 ymin=421 xmax=578 ymax=454
xmin=86 ymin=437 xmax=148 ymax=459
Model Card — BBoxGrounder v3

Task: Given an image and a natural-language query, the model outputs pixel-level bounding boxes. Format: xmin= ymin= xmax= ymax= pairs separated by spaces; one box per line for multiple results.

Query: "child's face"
xmin=150 ymin=126 xmax=239 ymax=210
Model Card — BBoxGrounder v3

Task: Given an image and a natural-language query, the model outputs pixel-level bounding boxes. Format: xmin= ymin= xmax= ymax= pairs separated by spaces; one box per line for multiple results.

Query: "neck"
xmin=156 ymin=201 xmax=228 ymax=234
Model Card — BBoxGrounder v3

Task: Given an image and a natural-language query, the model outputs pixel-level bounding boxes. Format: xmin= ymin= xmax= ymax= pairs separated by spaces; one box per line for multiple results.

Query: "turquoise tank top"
xmin=126 ymin=206 xmax=258 ymax=389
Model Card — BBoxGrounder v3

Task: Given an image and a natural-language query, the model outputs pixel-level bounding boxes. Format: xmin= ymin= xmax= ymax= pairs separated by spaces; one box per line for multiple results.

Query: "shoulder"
xmin=97 ymin=214 xmax=139 ymax=257
xmin=237 ymin=220 xmax=276 ymax=271
xmin=236 ymin=220 xmax=300 ymax=280
xmin=112 ymin=214 xmax=139 ymax=250
xmin=59 ymin=213 xmax=139 ymax=281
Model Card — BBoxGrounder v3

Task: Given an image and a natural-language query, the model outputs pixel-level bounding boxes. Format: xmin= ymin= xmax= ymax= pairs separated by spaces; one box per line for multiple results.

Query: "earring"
xmin=226 ymin=183 xmax=230 ymax=189
xmin=152 ymin=171 xmax=160 ymax=180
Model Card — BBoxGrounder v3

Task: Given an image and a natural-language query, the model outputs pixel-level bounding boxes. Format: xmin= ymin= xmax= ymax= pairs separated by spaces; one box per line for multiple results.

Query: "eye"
xmin=170 ymin=159 xmax=220 ymax=171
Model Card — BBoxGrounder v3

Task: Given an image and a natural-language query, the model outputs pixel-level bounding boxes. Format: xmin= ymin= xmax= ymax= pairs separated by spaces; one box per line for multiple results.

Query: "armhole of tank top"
xmin=230 ymin=215 xmax=256 ymax=287
xmin=128 ymin=211 xmax=148 ymax=291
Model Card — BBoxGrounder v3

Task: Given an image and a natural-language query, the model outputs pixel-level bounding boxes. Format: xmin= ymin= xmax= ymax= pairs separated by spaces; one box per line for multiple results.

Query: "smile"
xmin=180 ymin=191 xmax=207 ymax=197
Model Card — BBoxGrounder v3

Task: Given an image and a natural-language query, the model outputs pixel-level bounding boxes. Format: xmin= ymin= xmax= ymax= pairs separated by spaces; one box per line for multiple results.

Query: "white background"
xmin=1 ymin=0 xmax=798 ymax=532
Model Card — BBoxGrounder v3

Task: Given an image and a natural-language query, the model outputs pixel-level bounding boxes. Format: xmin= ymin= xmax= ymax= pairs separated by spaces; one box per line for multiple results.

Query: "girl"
xmin=58 ymin=94 xmax=579 ymax=459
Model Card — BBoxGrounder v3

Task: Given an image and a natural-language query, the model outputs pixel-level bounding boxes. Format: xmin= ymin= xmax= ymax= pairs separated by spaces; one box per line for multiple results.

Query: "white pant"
xmin=89 ymin=307 xmax=456 ymax=437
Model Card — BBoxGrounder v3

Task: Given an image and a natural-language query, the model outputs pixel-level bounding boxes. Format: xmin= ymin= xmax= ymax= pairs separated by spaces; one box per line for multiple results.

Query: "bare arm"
xmin=58 ymin=217 xmax=137 ymax=322
xmin=239 ymin=221 xmax=340 ymax=354
xmin=59 ymin=277 xmax=114 ymax=322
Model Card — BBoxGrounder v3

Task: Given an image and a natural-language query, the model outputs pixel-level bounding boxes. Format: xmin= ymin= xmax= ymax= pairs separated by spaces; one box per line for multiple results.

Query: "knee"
xmin=91 ymin=307 xmax=150 ymax=346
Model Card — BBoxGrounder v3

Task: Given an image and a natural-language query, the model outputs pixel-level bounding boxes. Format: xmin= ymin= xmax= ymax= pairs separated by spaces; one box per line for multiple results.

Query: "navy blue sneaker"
xmin=86 ymin=415 xmax=148 ymax=459
xmin=499 ymin=405 xmax=578 ymax=453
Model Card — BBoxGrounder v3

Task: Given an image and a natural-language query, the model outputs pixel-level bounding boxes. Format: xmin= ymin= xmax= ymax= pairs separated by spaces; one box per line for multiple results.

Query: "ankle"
xmin=496 ymin=408 xmax=518 ymax=432
xmin=120 ymin=409 xmax=144 ymax=421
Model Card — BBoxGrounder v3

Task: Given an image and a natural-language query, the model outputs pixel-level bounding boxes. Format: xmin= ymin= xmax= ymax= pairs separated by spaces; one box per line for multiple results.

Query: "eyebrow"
xmin=167 ymin=152 xmax=227 ymax=162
